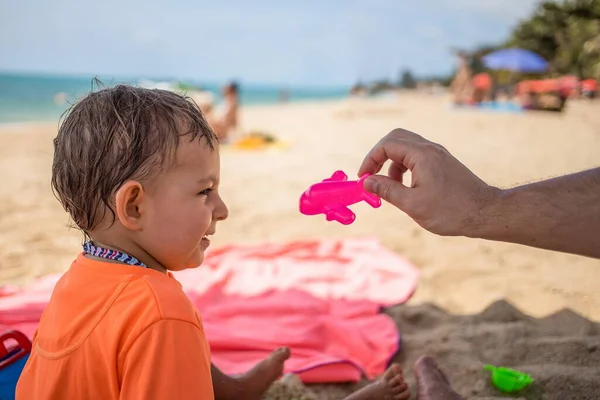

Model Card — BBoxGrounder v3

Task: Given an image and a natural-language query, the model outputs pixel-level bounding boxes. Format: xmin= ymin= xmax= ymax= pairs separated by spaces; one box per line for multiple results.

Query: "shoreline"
xmin=0 ymin=97 xmax=351 ymax=128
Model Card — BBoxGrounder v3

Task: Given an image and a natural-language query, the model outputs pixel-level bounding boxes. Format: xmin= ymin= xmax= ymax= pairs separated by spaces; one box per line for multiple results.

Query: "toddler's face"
xmin=140 ymin=138 xmax=228 ymax=271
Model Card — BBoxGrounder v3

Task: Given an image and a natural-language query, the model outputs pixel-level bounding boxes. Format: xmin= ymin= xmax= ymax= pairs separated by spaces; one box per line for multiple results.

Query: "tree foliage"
xmin=454 ymin=1 xmax=600 ymax=80
xmin=506 ymin=0 xmax=600 ymax=79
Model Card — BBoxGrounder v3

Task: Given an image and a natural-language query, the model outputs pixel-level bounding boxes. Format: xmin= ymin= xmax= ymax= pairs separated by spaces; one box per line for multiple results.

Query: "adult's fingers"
xmin=358 ymin=138 xmax=411 ymax=177
xmin=358 ymin=129 xmax=426 ymax=177
xmin=388 ymin=161 xmax=408 ymax=184
xmin=363 ymin=174 xmax=412 ymax=209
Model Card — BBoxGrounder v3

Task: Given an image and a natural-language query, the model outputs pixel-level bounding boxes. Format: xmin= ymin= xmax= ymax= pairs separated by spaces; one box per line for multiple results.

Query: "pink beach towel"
xmin=0 ymin=237 xmax=419 ymax=383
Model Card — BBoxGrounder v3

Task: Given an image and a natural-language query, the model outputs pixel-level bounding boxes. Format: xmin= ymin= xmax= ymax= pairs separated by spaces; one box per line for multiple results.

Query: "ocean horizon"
xmin=0 ymin=72 xmax=350 ymax=124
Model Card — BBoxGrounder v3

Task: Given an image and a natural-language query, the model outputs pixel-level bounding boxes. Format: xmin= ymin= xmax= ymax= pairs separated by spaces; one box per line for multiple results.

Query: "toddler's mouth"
xmin=200 ymin=235 xmax=211 ymax=249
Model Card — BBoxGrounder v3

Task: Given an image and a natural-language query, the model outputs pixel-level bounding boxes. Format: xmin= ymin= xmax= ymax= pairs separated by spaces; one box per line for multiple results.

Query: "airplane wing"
xmin=322 ymin=170 xmax=347 ymax=182
xmin=324 ymin=204 xmax=355 ymax=225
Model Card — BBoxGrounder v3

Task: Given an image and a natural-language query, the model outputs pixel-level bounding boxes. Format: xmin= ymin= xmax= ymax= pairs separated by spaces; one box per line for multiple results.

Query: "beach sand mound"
xmin=266 ymin=300 xmax=600 ymax=400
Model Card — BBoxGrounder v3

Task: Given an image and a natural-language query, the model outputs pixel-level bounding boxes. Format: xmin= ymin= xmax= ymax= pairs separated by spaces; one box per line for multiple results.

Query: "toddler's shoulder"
xmin=123 ymin=273 xmax=200 ymax=325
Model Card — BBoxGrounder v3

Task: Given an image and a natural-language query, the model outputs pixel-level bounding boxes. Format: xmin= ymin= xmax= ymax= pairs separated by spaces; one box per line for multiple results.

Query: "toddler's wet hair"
xmin=51 ymin=81 xmax=217 ymax=233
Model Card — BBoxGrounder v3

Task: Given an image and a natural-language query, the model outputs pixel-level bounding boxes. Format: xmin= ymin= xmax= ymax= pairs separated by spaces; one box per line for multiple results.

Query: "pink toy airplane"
xmin=299 ymin=170 xmax=382 ymax=225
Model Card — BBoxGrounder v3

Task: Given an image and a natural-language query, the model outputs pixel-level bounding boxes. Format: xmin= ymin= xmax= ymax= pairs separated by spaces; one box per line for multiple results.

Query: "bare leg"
xmin=414 ymin=356 xmax=463 ymax=400
xmin=212 ymin=347 xmax=291 ymax=400
xmin=343 ymin=364 xmax=410 ymax=400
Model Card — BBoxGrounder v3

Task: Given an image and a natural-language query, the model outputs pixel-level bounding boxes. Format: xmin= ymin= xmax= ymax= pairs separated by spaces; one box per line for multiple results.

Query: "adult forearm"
xmin=471 ymin=168 xmax=600 ymax=259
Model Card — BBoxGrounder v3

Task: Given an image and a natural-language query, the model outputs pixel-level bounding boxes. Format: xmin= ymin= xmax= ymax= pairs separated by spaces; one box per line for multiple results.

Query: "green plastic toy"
xmin=484 ymin=365 xmax=534 ymax=393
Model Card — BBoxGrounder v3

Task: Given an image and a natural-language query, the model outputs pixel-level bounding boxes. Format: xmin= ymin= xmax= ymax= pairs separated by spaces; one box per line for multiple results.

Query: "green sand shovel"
xmin=484 ymin=365 xmax=534 ymax=393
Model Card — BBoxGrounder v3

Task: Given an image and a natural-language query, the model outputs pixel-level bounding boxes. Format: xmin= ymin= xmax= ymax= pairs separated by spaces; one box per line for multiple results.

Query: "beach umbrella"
xmin=481 ymin=48 xmax=549 ymax=73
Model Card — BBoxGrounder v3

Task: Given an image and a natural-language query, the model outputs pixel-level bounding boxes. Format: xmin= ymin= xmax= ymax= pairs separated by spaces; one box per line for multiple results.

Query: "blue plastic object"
xmin=0 ymin=331 xmax=31 ymax=400
xmin=451 ymin=101 xmax=524 ymax=114
xmin=477 ymin=101 xmax=524 ymax=113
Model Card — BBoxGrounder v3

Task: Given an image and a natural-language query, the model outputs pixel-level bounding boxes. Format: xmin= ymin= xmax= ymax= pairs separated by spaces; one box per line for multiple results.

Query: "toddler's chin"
xmin=188 ymin=250 xmax=205 ymax=269
xmin=166 ymin=253 xmax=205 ymax=272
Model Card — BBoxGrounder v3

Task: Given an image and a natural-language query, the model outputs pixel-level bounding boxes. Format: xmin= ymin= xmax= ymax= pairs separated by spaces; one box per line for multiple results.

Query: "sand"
xmin=1 ymin=92 xmax=600 ymax=398
xmin=268 ymin=301 xmax=600 ymax=399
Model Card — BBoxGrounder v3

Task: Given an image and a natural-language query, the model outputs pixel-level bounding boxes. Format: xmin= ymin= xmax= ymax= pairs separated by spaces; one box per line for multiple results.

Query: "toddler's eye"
xmin=198 ymin=188 xmax=213 ymax=196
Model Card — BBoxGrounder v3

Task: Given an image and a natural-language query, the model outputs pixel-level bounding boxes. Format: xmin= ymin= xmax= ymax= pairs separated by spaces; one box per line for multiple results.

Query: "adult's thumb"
xmin=364 ymin=175 xmax=409 ymax=209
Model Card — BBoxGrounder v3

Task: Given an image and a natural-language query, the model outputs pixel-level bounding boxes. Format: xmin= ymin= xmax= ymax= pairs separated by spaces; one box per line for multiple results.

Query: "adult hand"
xmin=359 ymin=128 xmax=500 ymax=237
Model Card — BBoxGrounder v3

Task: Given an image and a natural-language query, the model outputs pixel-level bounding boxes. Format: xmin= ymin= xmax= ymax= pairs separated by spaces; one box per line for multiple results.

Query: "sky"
xmin=0 ymin=0 xmax=542 ymax=87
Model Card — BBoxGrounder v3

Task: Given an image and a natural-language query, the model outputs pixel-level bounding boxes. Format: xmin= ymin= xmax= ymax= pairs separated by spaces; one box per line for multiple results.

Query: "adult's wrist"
xmin=463 ymin=185 xmax=506 ymax=240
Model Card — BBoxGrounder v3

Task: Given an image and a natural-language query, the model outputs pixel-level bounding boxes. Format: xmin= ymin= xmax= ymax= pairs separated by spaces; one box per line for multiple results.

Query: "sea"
xmin=0 ymin=72 xmax=349 ymax=124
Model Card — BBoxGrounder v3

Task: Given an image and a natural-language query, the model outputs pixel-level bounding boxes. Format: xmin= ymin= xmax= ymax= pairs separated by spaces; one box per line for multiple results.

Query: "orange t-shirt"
xmin=16 ymin=254 xmax=214 ymax=400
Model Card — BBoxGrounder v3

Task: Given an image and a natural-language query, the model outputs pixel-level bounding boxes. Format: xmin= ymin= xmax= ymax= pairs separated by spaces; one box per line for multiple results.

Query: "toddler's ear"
xmin=114 ymin=181 xmax=145 ymax=231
